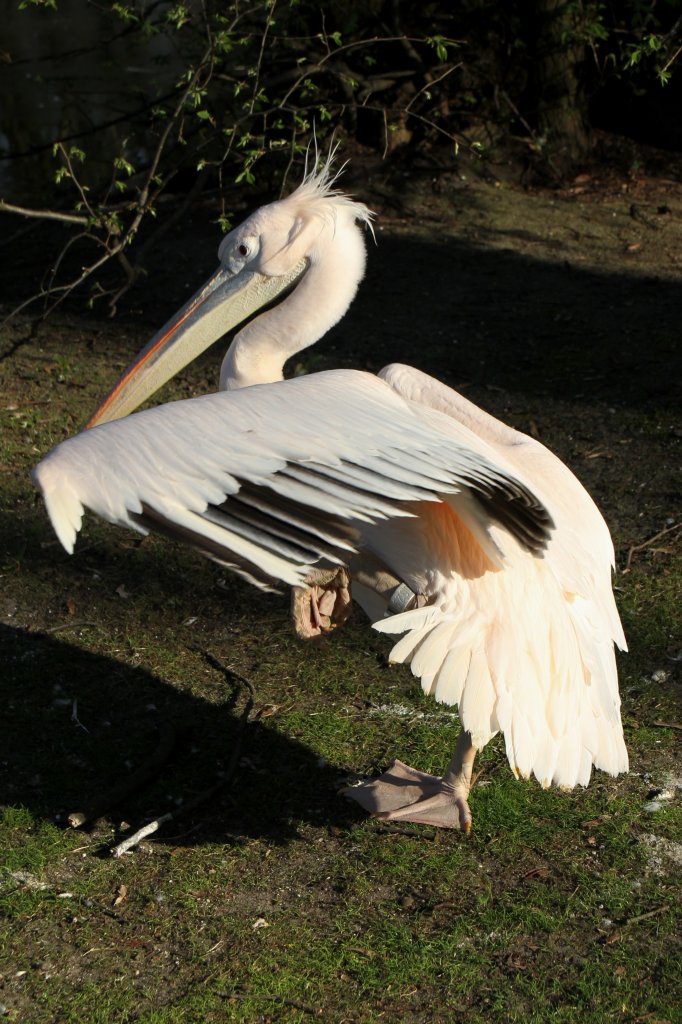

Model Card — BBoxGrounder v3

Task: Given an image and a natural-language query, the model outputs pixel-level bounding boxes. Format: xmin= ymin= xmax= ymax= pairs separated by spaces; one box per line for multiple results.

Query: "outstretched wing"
xmin=33 ymin=369 xmax=552 ymax=591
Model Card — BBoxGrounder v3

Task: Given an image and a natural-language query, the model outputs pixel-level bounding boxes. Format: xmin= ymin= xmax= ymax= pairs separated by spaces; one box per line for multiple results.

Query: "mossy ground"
xmin=1 ymin=158 xmax=680 ymax=1022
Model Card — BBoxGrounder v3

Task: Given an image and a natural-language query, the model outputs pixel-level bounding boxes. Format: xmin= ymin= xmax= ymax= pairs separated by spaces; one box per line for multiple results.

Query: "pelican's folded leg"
xmin=291 ymin=566 xmax=352 ymax=639
xmin=343 ymin=732 xmax=477 ymax=831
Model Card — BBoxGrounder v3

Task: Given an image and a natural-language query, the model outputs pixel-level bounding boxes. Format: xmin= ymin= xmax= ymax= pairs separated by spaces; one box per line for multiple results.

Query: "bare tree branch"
xmin=0 ymin=199 xmax=88 ymax=226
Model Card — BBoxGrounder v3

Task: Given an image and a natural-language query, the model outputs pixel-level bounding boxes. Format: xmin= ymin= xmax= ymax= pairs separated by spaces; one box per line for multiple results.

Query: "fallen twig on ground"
xmin=603 ymin=905 xmax=669 ymax=944
xmin=219 ymin=991 xmax=321 ymax=1016
xmin=624 ymin=521 xmax=681 ymax=571
xmin=111 ymin=652 xmax=255 ymax=857
xmin=68 ymin=719 xmax=177 ymax=828
xmin=368 ymin=822 xmax=437 ymax=840
xmin=624 ymin=906 xmax=668 ymax=926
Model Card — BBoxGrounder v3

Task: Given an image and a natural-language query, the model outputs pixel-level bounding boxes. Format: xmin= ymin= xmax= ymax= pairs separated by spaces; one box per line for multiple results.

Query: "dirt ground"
xmin=0 ymin=142 xmax=681 ymax=1022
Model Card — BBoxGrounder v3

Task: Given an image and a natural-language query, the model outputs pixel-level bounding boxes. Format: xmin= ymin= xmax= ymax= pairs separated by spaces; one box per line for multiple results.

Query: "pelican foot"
xmin=342 ymin=759 xmax=472 ymax=831
xmin=291 ymin=566 xmax=352 ymax=639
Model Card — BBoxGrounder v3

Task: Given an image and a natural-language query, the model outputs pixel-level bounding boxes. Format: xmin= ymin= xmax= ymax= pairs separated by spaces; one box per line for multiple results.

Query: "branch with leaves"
xmin=1 ymin=1 xmax=463 ymax=326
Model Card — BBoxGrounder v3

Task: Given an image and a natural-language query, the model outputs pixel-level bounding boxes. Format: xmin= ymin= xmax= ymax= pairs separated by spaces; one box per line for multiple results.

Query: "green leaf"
xmin=166 ymin=3 xmax=190 ymax=29
xmin=235 ymin=167 xmax=255 ymax=185
xmin=214 ymin=30 xmax=233 ymax=54
xmin=427 ymin=35 xmax=448 ymax=61
xmin=114 ymin=156 xmax=135 ymax=176
xmin=111 ymin=2 xmax=139 ymax=24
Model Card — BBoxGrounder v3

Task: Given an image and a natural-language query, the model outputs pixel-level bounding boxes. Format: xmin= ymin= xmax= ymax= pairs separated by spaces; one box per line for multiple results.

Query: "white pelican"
xmin=32 ymin=157 xmax=628 ymax=830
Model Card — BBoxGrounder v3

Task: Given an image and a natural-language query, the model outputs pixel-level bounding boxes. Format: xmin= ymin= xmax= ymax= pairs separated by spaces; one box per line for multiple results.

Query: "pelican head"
xmin=87 ymin=156 xmax=373 ymax=426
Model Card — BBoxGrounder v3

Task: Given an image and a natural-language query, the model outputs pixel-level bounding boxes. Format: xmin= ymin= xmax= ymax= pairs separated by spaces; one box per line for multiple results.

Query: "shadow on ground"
xmin=1 ymin=621 xmax=358 ymax=846
xmin=350 ymin=237 xmax=681 ymax=411
xmin=3 ymin=176 xmax=681 ymax=413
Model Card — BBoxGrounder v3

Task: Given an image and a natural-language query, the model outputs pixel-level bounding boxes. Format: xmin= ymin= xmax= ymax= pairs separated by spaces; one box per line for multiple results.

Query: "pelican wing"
xmin=369 ymin=363 xmax=628 ymax=788
xmin=33 ymin=370 xmax=552 ymax=591
xmin=380 ymin=362 xmax=624 ymax=645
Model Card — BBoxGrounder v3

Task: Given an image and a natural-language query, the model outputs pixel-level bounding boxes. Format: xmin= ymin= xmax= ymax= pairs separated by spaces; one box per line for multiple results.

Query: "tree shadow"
xmin=117 ymin=218 xmax=682 ymax=410
xmin=2 ymin=190 xmax=680 ymax=414
xmin=351 ymin=233 xmax=681 ymax=410
xmin=0 ymin=621 xmax=358 ymax=846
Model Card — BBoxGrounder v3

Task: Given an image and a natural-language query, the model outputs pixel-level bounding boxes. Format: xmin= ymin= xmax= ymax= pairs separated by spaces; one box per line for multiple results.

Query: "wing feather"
xmin=33 ymin=370 xmax=552 ymax=593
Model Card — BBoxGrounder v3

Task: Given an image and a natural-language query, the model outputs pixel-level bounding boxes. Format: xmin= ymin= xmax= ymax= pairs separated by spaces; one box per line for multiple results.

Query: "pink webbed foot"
xmin=342 ymin=759 xmax=472 ymax=832
xmin=291 ymin=566 xmax=352 ymax=639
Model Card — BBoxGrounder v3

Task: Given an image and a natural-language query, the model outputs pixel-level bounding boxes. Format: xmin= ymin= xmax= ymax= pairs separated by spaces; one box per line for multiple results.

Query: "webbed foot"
xmin=291 ymin=566 xmax=351 ymax=639
xmin=342 ymin=759 xmax=472 ymax=832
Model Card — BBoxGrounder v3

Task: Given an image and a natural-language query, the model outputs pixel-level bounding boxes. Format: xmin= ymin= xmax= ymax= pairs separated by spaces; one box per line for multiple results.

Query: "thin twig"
xmin=111 ymin=813 xmax=174 ymax=856
xmin=138 ymin=43 xmax=214 ymax=217
xmin=5 ymin=875 xmax=128 ymax=923
xmin=404 ymin=64 xmax=459 ymax=114
xmin=652 ymin=720 xmax=682 ymax=732
xmin=661 ymin=42 xmax=682 ymax=77
xmin=624 ymin=906 xmax=668 ymax=926
xmin=1 ymin=84 xmax=182 ymax=161
xmin=69 ymin=719 xmax=177 ymax=828
xmin=247 ymin=0 xmax=278 ymax=118
xmin=56 ymin=143 xmax=98 ymax=223
xmin=275 ymin=34 xmax=460 ymax=116
xmin=0 ymin=199 xmax=88 ymax=226
xmin=111 ymin=654 xmax=256 ymax=857
xmin=624 ymin=522 xmax=681 ymax=571
xmin=367 ymin=822 xmax=437 ymax=840
xmin=659 ymin=15 xmax=682 ymax=76
xmin=71 ymin=698 xmax=89 ymax=734
xmin=123 ymin=166 xmax=210 ymax=291
xmin=1 ymin=43 xmax=215 ymax=329
xmin=219 ymin=992 xmax=320 ymax=1016
xmin=603 ymin=905 xmax=670 ymax=944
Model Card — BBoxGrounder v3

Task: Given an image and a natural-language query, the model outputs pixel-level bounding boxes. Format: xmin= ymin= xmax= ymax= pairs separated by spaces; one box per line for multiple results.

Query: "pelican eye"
xmin=237 ymin=243 xmax=249 ymax=257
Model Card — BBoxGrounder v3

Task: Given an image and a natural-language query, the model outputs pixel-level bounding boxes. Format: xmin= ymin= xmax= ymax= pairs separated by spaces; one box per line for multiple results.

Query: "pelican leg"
xmin=343 ymin=731 xmax=477 ymax=831
xmin=291 ymin=566 xmax=352 ymax=639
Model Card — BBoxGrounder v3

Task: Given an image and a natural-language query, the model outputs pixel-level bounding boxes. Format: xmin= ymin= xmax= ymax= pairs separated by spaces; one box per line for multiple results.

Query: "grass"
xmin=1 ymin=191 xmax=681 ymax=1022
xmin=4 ymin=798 xmax=678 ymax=1022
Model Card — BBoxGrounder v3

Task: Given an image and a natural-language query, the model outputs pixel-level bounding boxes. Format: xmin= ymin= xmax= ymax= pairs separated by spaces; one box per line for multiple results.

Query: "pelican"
xmin=32 ymin=156 xmax=628 ymax=830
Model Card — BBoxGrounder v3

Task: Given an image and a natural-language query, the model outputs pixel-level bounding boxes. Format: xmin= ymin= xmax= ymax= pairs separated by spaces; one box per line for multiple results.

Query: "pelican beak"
xmin=86 ymin=258 xmax=308 ymax=427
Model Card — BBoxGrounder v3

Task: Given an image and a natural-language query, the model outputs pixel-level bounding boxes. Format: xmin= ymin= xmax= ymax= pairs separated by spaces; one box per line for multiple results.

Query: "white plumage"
xmin=33 ymin=156 xmax=627 ymax=829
